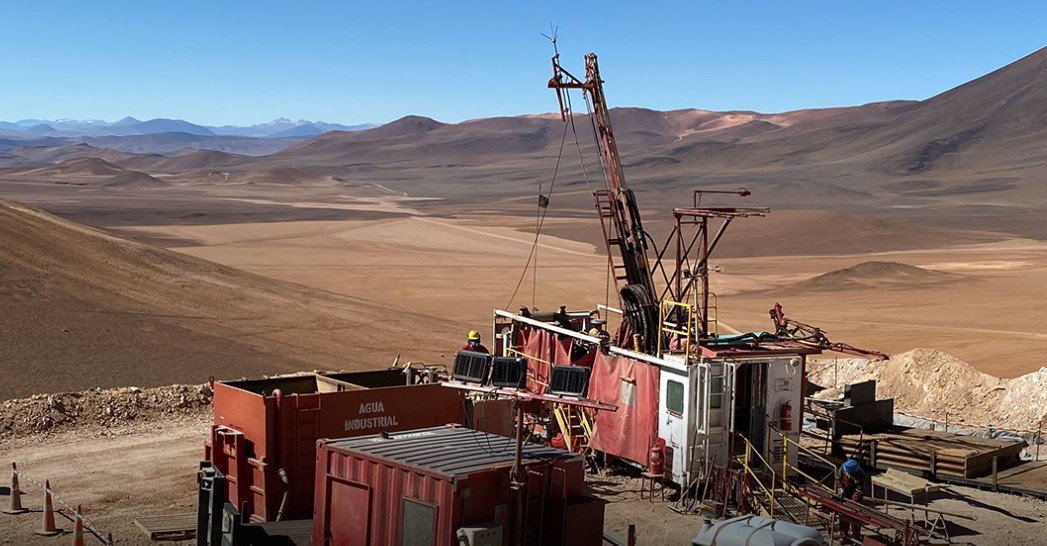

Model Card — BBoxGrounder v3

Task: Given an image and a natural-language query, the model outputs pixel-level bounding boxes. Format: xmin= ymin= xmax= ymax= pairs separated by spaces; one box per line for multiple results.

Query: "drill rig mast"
xmin=548 ymin=53 xmax=660 ymax=353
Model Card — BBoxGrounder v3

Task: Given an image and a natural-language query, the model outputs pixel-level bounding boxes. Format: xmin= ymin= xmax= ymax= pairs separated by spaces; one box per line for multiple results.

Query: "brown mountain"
xmin=3 ymin=47 xmax=1047 ymax=238
xmin=0 ymin=199 xmax=462 ymax=399
xmin=150 ymin=148 xmax=244 ymax=172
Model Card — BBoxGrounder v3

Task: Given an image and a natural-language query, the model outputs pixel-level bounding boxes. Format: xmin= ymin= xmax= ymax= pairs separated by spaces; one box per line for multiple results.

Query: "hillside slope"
xmin=0 ymin=200 xmax=463 ymax=399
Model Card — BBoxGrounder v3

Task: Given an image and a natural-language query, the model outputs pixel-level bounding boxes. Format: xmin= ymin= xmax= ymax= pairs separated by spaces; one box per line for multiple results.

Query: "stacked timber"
xmin=839 ymin=428 xmax=1026 ymax=478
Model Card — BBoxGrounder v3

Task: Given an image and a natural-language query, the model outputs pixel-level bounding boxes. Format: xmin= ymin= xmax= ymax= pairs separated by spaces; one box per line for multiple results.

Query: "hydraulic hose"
xmin=275 ymin=468 xmax=289 ymax=521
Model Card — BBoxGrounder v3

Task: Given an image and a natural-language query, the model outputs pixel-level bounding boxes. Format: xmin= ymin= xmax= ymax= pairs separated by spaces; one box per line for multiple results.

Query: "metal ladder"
xmin=553 ymin=403 xmax=594 ymax=452
xmin=594 ymin=190 xmax=629 ymax=284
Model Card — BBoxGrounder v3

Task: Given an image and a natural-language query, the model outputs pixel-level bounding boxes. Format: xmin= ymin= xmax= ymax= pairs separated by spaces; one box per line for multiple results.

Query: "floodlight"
xmin=491 ymin=357 xmax=528 ymax=389
xmin=548 ymin=365 xmax=591 ymax=397
xmin=453 ymin=351 xmax=492 ymax=384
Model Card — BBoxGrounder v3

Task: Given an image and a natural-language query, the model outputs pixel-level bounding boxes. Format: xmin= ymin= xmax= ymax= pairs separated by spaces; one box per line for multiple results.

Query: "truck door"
xmin=658 ymin=368 xmax=689 ymax=483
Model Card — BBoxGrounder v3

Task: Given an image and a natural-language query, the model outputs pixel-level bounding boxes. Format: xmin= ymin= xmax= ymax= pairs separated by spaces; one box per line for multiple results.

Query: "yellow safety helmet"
xmin=467 ymin=330 xmax=481 ymax=341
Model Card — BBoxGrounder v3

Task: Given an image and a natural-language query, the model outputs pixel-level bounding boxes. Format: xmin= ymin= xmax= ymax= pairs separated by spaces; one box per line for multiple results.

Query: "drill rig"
xmin=548 ymin=53 xmax=661 ymax=353
xmin=488 ymin=50 xmax=886 ymax=486
xmin=548 ymin=53 xmax=768 ymax=356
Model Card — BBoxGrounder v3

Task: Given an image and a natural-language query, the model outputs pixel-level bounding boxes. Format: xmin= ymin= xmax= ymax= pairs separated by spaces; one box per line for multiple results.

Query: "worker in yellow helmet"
xmin=459 ymin=330 xmax=490 ymax=354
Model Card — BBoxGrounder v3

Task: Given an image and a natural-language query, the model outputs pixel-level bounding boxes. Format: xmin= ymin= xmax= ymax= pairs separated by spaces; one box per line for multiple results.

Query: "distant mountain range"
xmin=0 ymin=117 xmax=377 ymax=138
xmin=3 ymin=45 xmax=1047 ymax=241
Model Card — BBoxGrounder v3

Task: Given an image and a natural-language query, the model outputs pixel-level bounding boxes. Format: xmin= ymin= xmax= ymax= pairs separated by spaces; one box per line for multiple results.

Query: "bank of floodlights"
xmin=452 ymin=351 xmax=529 ymax=389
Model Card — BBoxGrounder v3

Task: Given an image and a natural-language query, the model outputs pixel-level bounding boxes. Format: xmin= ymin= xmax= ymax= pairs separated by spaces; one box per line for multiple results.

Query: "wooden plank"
xmin=133 ymin=513 xmax=197 ymax=540
xmin=839 ymin=429 xmax=1026 ymax=478
xmin=872 ymin=468 xmax=940 ymax=496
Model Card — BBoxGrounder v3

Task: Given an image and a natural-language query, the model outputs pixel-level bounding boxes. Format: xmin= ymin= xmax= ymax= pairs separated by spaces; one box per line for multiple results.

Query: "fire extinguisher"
xmin=649 ymin=439 xmax=665 ymax=475
xmin=779 ymin=401 xmax=793 ymax=432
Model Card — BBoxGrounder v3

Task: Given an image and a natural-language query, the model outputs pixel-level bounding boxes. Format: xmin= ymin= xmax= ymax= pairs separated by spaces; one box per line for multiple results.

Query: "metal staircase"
xmin=552 ymin=403 xmax=593 ymax=453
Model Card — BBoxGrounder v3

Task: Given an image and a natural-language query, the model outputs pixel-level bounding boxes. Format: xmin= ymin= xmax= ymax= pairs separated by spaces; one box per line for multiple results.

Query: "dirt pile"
xmin=809 ymin=348 xmax=1047 ymax=430
xmin=0 ymin=383 xmax=212 ymax=440
xmin=789 ymin=261 xmax=954 ymax=292
xmin=875 ymin=348 xmax=1007 ymax=419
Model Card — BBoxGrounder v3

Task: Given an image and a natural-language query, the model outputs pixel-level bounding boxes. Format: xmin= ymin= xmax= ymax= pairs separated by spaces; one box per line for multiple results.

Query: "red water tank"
xmin=780 ymin=401 xmax=793 ymax=432
xmin=649 ymin=439 xmax=665 ymax=475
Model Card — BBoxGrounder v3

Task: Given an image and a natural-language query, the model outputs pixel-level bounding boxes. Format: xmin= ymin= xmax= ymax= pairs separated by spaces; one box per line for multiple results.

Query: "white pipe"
xmin=494 ymin=309 xmax=603 ymax=343
xmin=493 ymin=308 xmax=688 ymax=372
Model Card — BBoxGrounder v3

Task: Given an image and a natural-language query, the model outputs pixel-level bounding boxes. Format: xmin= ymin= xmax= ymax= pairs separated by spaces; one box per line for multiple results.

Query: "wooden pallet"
xmin=133 ymin=513 xmax=197 ymax=541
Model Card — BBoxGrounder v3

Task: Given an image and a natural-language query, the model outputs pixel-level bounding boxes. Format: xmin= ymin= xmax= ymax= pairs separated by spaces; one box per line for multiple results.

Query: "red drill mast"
xmin=548 ymin=53 xmax=660 ymax=352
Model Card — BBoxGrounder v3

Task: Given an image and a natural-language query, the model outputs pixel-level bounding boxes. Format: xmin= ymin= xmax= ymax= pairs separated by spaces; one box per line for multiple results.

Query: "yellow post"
xmin=782 ymin=436 xmax=789 ymax=487
xmin=553 ymin=405 xmax=572 ymax=451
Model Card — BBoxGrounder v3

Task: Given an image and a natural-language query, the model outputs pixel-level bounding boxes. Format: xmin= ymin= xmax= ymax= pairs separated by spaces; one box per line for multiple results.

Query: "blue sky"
xmin=4 ymin=1 xmax=1045 ymax=126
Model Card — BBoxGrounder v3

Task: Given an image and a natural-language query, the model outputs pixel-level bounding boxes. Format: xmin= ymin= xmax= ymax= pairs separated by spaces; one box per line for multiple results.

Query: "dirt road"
xmin=1 ymin=418 xmax=208 ymax=545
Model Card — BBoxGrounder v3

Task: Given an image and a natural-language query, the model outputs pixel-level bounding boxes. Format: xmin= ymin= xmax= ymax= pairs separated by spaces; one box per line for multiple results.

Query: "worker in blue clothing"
xmin=837 ymin=458 xmax=866 ymax=541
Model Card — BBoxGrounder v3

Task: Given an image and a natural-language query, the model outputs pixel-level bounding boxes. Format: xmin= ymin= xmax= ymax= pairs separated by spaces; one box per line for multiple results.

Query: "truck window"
xmin=666 ymin=380 xmax=684 ymax=415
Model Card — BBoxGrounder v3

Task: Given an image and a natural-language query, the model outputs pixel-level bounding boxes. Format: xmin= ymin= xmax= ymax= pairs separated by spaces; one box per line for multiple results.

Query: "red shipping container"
xmin=314 ymin=426 xmax=605 ymax=546
xmin=206 ymin=370 xmax=465 ymax=522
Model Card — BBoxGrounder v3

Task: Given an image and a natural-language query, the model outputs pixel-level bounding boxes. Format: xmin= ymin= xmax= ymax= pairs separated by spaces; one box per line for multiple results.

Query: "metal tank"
xmin=692 ymin=515 xmax=826 ymax=546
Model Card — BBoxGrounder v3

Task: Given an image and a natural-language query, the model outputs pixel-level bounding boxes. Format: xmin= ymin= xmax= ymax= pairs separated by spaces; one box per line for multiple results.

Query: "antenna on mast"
xmin=540 ymin=23 xmax=559 ymax=55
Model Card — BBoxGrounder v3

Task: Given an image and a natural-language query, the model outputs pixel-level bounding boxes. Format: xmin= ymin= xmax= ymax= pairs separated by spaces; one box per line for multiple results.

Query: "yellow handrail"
xmin=733 ymin=432 xmax=778 ymax=517
xmin=579 ymin=407 xmax=594 ymax=438
xmin=505 ymin=347 xmax=551 ymax=388
xmin=552 ymin=404 xmax=574 ymax=450
xmin=707 ymin=292 xmax=719 ymax=336
xmin=769 ymin=427 xmax=838 ymax=495
xmin=659 ymin=299 xmax=695 ymax=356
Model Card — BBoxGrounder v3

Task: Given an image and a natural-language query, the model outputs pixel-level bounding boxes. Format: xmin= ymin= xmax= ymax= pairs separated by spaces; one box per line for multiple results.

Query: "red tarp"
xmin=587 ymin=352 xmax=660 ymax=466
xmin=516 ymin=327 xmax=573 ymax=394
xmin=513 ymin=325 xmax=657 ymax=465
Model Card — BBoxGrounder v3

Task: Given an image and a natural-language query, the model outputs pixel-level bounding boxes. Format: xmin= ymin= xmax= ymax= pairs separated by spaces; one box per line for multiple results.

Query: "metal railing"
xmin=505 ymin=346 xmax=552 ymax=389
xmin=770 ymin=426 xmax=838 ymax=495
xmin=706 ymin=292 xmax=719 ymax=337
xmin=731 ymin=428 xmax=841 ymax=521
xmin=732 ymin=432 xmax=780 ymax=517
xmin=658 ymin=299 xmax=695 ymax=357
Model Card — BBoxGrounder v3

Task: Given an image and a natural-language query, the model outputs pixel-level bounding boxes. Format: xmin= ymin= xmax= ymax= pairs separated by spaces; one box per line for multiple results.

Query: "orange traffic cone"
xmin=71 ymin=504 xmax=84 ymax=546
xmin=34 ymin=479 xmax=62 ymax=536
xmin=3 ymin=462 xmax=28 ymax=515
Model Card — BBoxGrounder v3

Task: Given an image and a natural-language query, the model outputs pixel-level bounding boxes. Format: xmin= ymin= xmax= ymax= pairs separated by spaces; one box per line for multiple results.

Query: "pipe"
xmin=275 ymin=468 xmax=289 ymax=522
xmin=494 ymin=308 xmax=688 ymax=370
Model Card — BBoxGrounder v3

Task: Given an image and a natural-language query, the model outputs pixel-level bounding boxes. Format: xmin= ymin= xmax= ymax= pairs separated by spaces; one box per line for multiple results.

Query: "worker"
xmin=837 ymin=458 xmax=866 ymax=541
xmin=459 ymin=330 xmax=490 ymax=354
xmin=587 ymin=319 xmax=611 ymax=354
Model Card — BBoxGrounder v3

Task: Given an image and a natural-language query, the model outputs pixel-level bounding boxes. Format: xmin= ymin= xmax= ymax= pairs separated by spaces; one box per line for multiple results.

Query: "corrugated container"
xmin=205 ymin=370 xmax=465 ymax=522
xmin=314 ymin=426 xmax=605 ymax=546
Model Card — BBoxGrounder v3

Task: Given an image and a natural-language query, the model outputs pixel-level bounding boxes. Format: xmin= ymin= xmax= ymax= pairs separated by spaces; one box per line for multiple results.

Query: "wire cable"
xmin=504 ymin=112 xmax=571 ymax=310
